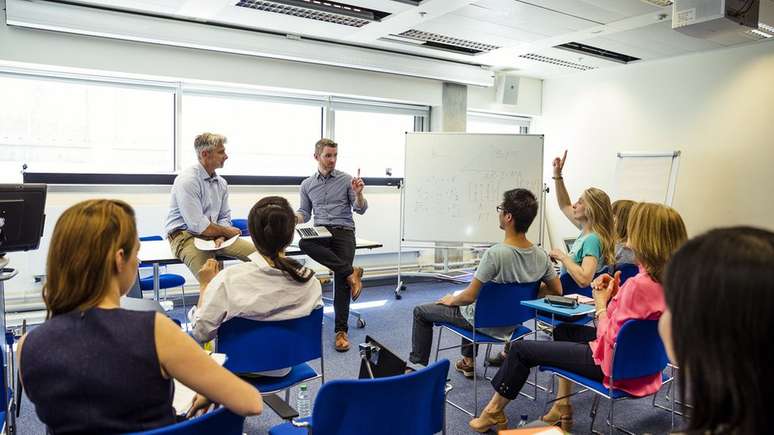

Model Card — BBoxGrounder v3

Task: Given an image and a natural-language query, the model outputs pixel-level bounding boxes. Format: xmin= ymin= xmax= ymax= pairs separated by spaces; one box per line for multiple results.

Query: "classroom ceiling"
xmin=19 ymin=0 xmax=774 ymax=79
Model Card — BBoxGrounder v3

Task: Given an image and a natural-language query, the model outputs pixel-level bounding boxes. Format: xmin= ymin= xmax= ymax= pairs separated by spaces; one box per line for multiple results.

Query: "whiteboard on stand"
xmin=613 ymin=151 xmax=681 ymax=205
xmin=402 ymin=133 xmax=544 ymax=244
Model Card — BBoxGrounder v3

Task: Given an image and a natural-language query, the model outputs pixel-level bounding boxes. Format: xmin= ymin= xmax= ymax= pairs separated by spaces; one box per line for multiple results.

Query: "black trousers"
xmin=298 ymin=226 xmax=356 ymax=333
xmin=409 ymin=303 xmax=476 ymax=366
xmin=491 ymin=324 xmax=604 ymax=400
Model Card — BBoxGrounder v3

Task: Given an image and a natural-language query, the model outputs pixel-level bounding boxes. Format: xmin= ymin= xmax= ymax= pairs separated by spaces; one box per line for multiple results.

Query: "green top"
xmin=561 ymin=231 xmax=605 ymax=274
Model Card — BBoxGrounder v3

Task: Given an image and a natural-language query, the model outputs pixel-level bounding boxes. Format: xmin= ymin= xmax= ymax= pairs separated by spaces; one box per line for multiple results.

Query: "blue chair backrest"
xmin=232 ymin=219 xmax=249 ymax=236
xmin=614 ymin=263 xmax=639 ymax=285
xmin=473 ymin=281 xmax=540 ymax=329
xmin=125 ymin=407 xmax=244 ymax=435
xmin=559 ymin=269 xmax=609 ymax=298
xmin=311 ymin=359 xmax=449 ymax=435
xmin=611 ymin=319 xmax=669 ymax=382
xmin=217 ymin=308 xmax=323 ymax=373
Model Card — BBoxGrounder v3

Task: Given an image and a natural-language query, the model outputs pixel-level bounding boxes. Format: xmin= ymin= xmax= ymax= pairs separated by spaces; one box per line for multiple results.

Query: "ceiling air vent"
xmin=235 ymin=0 xmax=389 ymax=27
xmin=554 ymin=42 xmax=640 ymax=64
xmin=518 ymin=53 xmax=596 ymax=71
xmin=385 ymin=29 xmax=501 ymax=55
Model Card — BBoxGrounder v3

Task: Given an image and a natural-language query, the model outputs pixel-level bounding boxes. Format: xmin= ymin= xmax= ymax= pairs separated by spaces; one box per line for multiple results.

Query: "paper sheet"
xmin=193 ymin=235 xmax=239 ymax=251
xmin=172 ymin=352 xmax=227 ymax=415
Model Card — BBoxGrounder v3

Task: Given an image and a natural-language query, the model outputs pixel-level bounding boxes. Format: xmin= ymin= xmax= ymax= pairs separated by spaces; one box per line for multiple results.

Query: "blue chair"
xmin=217 ymin=307 xmax=324 ymax=402
xmin=268 ymin=359 xmax=450 ymax=435
xmin=614 ymin=263 xmax=639 ymax=286
xmin=232 ymin=219 xmax=249 ymax=236
xmin=433 ymin=281 xmax=540 ymax=416
xmin=540 ymin=319 xmax=670 ymax=434
xmin=138 ymin=236 xmax=186 ymax=295
xmin=125 ymin=407 xmax=244 ymax=434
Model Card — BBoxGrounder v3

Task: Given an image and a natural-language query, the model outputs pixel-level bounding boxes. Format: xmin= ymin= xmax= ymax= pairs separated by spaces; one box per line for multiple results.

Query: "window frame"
xmin=8 ymin=67 xmax=428 ymax=186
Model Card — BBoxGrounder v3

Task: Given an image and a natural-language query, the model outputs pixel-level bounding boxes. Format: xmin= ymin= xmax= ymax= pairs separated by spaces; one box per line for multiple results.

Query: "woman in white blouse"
xmin=191 ymin=196 xmax=323 ymax=375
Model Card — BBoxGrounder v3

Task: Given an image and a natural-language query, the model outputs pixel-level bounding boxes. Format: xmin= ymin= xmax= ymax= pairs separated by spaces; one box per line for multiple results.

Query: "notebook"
xmin=296 ymin=226 xmax=332 ymax=239
xmin=173 ymin=353 xmax=227 ymax=415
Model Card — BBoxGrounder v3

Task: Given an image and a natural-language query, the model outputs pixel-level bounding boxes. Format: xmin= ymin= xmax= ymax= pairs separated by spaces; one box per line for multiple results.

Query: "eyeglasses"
xmin=496 ymin=205 xmax=506 ymax=213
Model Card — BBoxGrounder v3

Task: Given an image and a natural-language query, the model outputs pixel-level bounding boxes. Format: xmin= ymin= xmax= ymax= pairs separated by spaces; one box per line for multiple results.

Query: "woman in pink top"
xmin=470 ymin=203 xmax=687 ymax=433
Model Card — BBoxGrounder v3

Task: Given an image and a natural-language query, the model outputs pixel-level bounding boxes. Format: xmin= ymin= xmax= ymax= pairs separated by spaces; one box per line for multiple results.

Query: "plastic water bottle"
xmin=516 ymin=414 xmax=529 ymax=427
xmin=296 ymin=384 xmax=311 ymax=418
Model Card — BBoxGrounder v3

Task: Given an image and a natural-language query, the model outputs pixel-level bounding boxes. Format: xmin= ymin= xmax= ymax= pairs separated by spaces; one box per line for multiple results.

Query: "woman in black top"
xmin=19 ymin=199 xmax=262 ymax=434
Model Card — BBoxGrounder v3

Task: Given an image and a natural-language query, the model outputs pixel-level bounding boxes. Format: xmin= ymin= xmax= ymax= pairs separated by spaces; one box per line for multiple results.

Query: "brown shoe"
xmin=334 ymin=331 xmax=350 ymax=352
xmin=455 ymin=358 xmax=475 ymax=379
xmin=469 ymin=407 xmax=508 ymax=433
xmin=541 ymin=402 xmax=573 ymax=432
xmin=347 ymin=267 xmax=364 ymax=301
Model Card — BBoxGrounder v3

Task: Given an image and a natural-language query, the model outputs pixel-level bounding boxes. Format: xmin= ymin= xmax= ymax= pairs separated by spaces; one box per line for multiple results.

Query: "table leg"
xmin=153 ymin=263 xmax=160 ymax=301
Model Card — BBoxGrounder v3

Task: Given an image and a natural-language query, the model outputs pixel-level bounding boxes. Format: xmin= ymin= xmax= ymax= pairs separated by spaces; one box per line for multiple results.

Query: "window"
xmin=0 ymin=74 xmax=175 ymax=173
xmin=180 ymin=93 xmax=323 ymax=176
xmin=467 ymin=112 xmax=530 ymax=134
xmin=333 ymin=110 xmax=421 ymax=178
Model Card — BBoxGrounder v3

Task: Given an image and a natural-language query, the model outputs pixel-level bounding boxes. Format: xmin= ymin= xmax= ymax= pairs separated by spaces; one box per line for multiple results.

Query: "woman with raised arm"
xmin=19 ymin=199 xmax=262 ymax=434
xmin=548 ymin=150 xmax=616 ymax=289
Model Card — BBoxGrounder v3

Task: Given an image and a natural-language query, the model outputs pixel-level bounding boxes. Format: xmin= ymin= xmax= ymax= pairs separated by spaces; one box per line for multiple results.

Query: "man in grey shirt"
xmin=164 ymin=133 xmax=255 ymax=281
xmin=295 ymin=138 xmax=367 ymax=352
xmin=409 ymin=188 xmax=561 ymax=377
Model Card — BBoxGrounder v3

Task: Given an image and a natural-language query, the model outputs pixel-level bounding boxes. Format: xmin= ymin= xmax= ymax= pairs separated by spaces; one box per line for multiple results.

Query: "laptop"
xmin=563 ymin=237 xmax=577 ymax=253
xmin=296 ymin=226 xmax=333 ymax=239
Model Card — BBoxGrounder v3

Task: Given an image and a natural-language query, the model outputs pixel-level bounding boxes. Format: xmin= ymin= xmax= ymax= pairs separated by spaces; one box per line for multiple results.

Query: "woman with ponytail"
xmin=190 ymin=196 xmax=322 ymax=375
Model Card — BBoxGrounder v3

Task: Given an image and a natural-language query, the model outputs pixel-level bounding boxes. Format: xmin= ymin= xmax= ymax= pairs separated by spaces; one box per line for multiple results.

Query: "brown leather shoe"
xmin=347 ymin=267 xmax=364 ymax=301
xmin=334 ymin=331 xmax=350 ymax=352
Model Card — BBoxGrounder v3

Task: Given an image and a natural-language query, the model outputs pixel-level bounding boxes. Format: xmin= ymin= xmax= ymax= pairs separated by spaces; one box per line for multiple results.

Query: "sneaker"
xmin=455 ymin=358 xmax=475 ymax=379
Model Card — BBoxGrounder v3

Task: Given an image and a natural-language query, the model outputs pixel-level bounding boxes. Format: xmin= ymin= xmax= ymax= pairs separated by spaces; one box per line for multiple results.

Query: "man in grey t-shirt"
xmin=409 ymin=188 xmax=562 ymax=378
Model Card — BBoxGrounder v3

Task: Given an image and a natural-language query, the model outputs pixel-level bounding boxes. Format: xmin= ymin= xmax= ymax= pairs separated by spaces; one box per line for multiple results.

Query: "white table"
xmin=138 ymin=235 xmax=382 ymax=300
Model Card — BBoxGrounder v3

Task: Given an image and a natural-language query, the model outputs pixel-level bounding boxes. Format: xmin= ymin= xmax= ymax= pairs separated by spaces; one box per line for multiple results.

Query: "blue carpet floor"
xmin=15 ymin=278 xmax=685 ymax=434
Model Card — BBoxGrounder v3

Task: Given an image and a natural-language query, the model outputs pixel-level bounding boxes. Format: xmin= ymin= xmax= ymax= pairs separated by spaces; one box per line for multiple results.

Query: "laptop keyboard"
xmin=298 ymin=227 xmax=319 ymax=237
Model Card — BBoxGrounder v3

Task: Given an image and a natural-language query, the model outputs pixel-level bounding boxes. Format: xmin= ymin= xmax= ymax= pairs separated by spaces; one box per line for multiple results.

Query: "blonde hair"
xmin=43 ymin=199 xmax=138 ymax=318
xmin=627 ymin=202 xmax=687 ymax=282
xmin=194 ymin=132 xmax=226 ymax=156
xmin=612 ymin=200 xmax=637 ymax=243
xmin=581 ymin=187 xmax=616 ymax=266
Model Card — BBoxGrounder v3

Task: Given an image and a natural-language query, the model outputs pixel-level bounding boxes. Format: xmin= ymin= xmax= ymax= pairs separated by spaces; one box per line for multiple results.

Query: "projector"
xmin=673 ymin=0 xmax=760 ymax=44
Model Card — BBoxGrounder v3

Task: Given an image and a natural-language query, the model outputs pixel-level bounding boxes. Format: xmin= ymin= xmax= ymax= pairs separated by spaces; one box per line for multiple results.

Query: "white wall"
xmin=534 ymin=40 xmax=774 ymax=246
xmin=0 ymin=6 xmax=542 ymax=299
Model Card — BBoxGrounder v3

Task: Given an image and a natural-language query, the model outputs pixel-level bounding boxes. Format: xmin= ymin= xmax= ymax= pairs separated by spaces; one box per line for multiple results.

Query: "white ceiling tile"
xmin=580 ymin=21 xmax=723 ymax=59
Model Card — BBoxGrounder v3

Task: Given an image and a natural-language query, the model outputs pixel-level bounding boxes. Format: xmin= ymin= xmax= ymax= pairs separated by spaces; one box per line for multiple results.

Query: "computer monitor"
xmin=0 ymin=184 xmax=47 ymax=254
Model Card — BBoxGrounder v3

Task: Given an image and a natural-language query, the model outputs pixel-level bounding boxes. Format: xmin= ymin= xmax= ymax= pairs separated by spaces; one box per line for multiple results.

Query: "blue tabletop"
xmin=521 ymin=298 xmax=596 ymax=317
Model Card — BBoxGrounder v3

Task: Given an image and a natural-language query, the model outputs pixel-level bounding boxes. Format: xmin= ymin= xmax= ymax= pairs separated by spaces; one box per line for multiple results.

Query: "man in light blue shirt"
xmin=295 ymin=138 xmax=367 ymax=352
xmin=164 ymin=133 xmax=255 ymax=281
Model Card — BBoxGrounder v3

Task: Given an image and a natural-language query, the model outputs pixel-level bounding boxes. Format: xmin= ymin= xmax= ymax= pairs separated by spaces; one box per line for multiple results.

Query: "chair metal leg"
xmin=473 ymin=347 xmax=478 ymax=417
xmin=483 ymin=344 xmax=492 ymax=380
xmin=609 ymin=398 xmax=614 ymax=435
xmin=433 ymin=328 xmax=443 ymax=363
xmin=589 ymin=395 xmax=600 ymax=434
xmin=180 ymin=285 xmax=187 ymax=330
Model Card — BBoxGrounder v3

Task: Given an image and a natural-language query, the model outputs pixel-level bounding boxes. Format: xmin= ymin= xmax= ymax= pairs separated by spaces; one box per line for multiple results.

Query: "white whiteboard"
xmin=402 ymin=133 xmax=544 ymax=244
xmin=613 ymin=151 xmax=680 ymax=205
